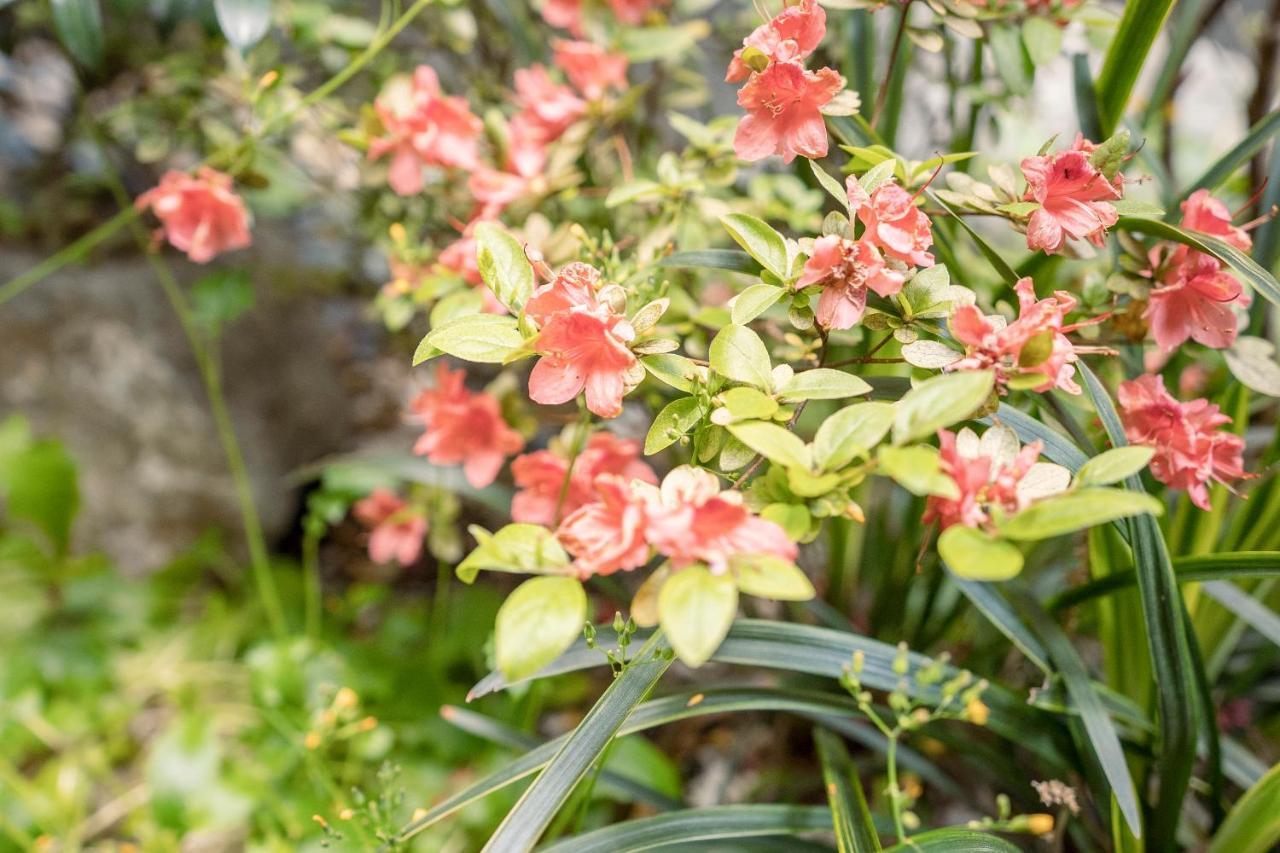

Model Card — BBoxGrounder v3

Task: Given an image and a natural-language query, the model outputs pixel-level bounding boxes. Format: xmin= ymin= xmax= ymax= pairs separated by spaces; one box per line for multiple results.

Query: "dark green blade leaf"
xmin=947 ymin=575 xmax=1051 ymax=674
xmin=984 ymin=404 xmax=1089 ymax=472
xmin=658 ymin=250 xmax=762 ymax=276
xmin=883 ymin=828 xmax=1024 ymax=851
xmin=1207 ymin=761 xmax=1280 ymax=853
xmin=1050 ymin=552 xmax=1280 ymax=611
xmin=814 ymin=728 xmax=881 ymax=852
xmin=51 ymin=0 xmax=104 ymax=71
xmin=1094 ymin=0 xmax=1177 ymax=135
xmin=481 ymin=632 xmax=673 ymax=852
xmin=1072 ymin=53 xmax=1103 ymax=142
xmin=1184 ymin=108 xmax=1280 ymax=196
xmin=1114 ymin=217 xmax=1280 ymax=308
xmin=538 ymin=805 xmax=833 ymax=853
xmin=1080 ymin=362 xmax=1197 ymax=849
xmin=926 ymin=191 xmax=1020 ymax=286
xmin=1009 ymin=589 xmax=1142 ymax=836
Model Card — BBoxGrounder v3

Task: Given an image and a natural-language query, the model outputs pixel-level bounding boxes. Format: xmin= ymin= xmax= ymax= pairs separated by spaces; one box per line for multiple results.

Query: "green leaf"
xmin=892 ymin=370 xmax=994 ymax=445
xmin=718 ymin=387 xmax=779 ymax=421
xmin=646 ymin=397 xmax=705 ymax=455
xmin=479 ymin=632 xmax=673 ymax=851
xmin=876 ymin=445 xmax=959 ymax=499
xmin=1201 ymin=581 xmax=1280 ymax=649
xmin=999 ymin=488 xmax=1162 ymax=541
xmin=884 ymin=829 xmax=1024 ymax=852
xmin=1 ymin=440 xmax=79 ymax=555
xmin=190 ymin=269 xmax=254 ymax=334
xmin=732 ymin=555 xmax=815 ymax=602
xmin=540 ymin=805 xmax=834 ymax=853
xmin=948 ymin=575 xmax=1051 ymax=673
xmin=457 ymin=524 xmax=570 ymax=583
xmin=1076 ymin=446 xmax=1154 ymax=486
xmin=1186 ymin=107 xmax=1280 ymax=195
xmin=658 ymin=249 xmax=762 ymax=276
xmin=1088 ymin=128 xmax=1131 ymax=181
xmin=51 ymin=0 xmax=103 ymax=70
xmin=1208 ymin=761 xmax=1280 ymax=853
xmin=1094 ymin=0 xmax=1176 ymax=135
xmin=1021 ymin=15 xmax=1062 ymax=66
xmin=1109 ymin=198 xmax=1165 ymax=217
xmin=214 ymin=0 xmax=273 ymax=52
xmin=475 ymin=221 xmax=535 ymax=313
xmin=710 ymin=325 xmax=774 ymax=390
xmin=643 ymin=353 xmax=705 ymax=393
xmin=728 ymin=421 xmax=812 ymax=470
xmin=1051 ymin=551 xmax=1280 ymax=611
xmin=721 ymin=213 xmax=789 ymax=278
xmin=927 ymin=192 xmax=1020 ymax=286
xmin=938 ymin=526 xmax=1024 ymax=581
xmin=814 ymin=402 xmax=895 ymax=471
xmin=495 ymin=576 xmax=587 ymax=681
xmin=809 ymin=160 xmax=850 ymax=209
xmin=814 ymin=728 xmax=881 ymax=852
xmin=1010 ymin=589 xmax=1142 ymax=837
xmin=987 ymin=24 xmax=1032 ymax=95
xmin=778 ymin=369 xmax=872 ymax=402
xmin=416 ymin=314 xmax=523 ymax=364
xmin=659 ymin=566 xmax=739 ymax=667
xmin=731 ymin=283 xmax=787 ymax=324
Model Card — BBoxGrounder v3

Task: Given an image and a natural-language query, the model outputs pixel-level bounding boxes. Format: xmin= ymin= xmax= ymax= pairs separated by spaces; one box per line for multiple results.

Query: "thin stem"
xmin=0 ymin=208 xmax=136 ymax=307
xmin=872 ymin=0 xmax=914 ymax=130
xmin=553 ymin=400 xmax=593 ymax=525
xmin=886 ymin=733 xmax=907 ymax=843
xmin=303 ymin=527 xmax=323 ymax=640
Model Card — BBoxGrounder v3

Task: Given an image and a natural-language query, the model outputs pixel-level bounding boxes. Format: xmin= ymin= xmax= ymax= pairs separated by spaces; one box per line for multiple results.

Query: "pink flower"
xmin=950 ymin=277 xmax=1097 ymax=394
xmin=368 ymin=66 xmax=482 ymax=195
xmin=526 ymin=263 xmax=639 ymax=418
xmin=512 ymin=64 xmax=586 ymax=143
xmin=726 ymin=0 xmax=827 ymax=83
xmin=1020 ymin=135 xmax=1123 ymax=254
xmin=553 ymin=40 xmax=629 ymax=100
xmin=734 ymin=60 xmax=843 ymax=163
xmin=644 ymin=466 xmax=796 ymax=574
xmin=1144 ymin=245 xmax=1248 ymax=351
xmin=1180 ymin=189 xmax=1252 ymax=251
xmin=468 ymin=122 xmax=548 ymax=220
xmin=797 ymin=235 xmax=905 ymax=330
xmin=353 ymin=489 xmax=427 ymax=566
xmin=607 ymin=0 xmax=666 ymax=25
xmin=1118 ymin=373 xmax=1248 ymax=510
xmin=512 ymin=432 xmax=657 ymax=525
xmin=923 ymin=429 xmax=1047 ymax=530
xmin=848 ymin=178 xmax=935 ymax=268
xmin=556 ymin=475 xmax=652 ymax=578
xmin=409 ymin=363 xmax=525 ymax=488
xmin=135 ymin=168 xmax=252 ymax=263
xmin=540 ymin=0 xmax=585 ymax=34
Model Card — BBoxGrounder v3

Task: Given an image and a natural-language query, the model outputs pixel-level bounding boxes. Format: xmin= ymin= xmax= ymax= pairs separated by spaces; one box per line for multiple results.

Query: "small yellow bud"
xmin=1027 ymin=813 xmax=1055 ymax=835
xmin=305 ymin=731 xmax=322 ymax=750
xmin=335 ymin=687 xmax=358 ymax=709
xmin=966 ymin=698 xmax=989 ymax=726
xmin=412 ymin=808 xmax=428 ymax=821
xmin=359 ymin=716 xmax=378 ymax=731
xmin=339 ymin=808 xmax=355 ymax=820
xmin=388 ymin=222 xmax=407 ymax=244
xmin=686 ymin=693 xmax=705 ymax=707
xmin=258 ymin=70 xmax=279 ymax=89
xmin=312 ymin=815 xmax=330 ymax=829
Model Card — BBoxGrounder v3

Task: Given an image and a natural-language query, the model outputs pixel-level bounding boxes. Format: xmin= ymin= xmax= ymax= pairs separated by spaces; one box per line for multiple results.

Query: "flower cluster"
xmin=135 ymin=167 xmax=253 ymax=263
xmin=512 ymin=430 xmax=657 ymax=525
xmin=924 ymin=427 xmax=1068 ymax=531
xmin=728 ymin=0 xmax=844 ymax=163
xmin=557 ymin=465 xmax=797 ymax=578
xmin=353 ymin=488 xmax=428 ymax=567
xmin=368 ymin=66 xmax=483 ymax=196
xmin=1020 ymin=134 xmax=1124 ymax=255
xmin=540 ymin=0 xmax=667 ymax=36
xmin=1119 ymin=373 xmax=1248 ymax=510
xmin=409 ymin=363 xmax=525 ymax=488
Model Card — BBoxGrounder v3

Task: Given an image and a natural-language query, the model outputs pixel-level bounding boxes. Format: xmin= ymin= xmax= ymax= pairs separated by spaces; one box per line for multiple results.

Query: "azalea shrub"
xmin=6 ymin=0 xmax=1280 ymax=850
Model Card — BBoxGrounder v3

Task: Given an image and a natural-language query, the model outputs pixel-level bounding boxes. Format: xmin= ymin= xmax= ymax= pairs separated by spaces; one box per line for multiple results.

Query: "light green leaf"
xmin=645 ymin=397 xmax=705 ymax=455
xmin=658 ymin=249 xmax=762 ymax=276
xmin=727 ymin=421 xmax=812 ymax=470
xmin=718 ymin=387 xmax=779 ymax=421
xmin=1077 ymin=446 xmax=1155 ymax=486
xmin=778 ymin=368 xmax=872 ymax=402
xmin=659 ymin=566 xmax=739 ymax=667
xmin=938 ymin=526 xmax=1024 ymax=581
xmin=1021 ymin=15 xmax=1062 ymax=66
xmin=732 ymin=554 xmax=814 ymax=601
xmin=416 ymin=314 xmax=524 ymax=364
xmin=1109 ymin=198 xmax=1165 ymax=217
xmin=1000 ymin=488 xmax=1163 ymax=541
xmin=876 ymin=445 xmax=959 ymax=499
xmin=2 ymin=440 xmax=79 ymax=556
xmin=730 ymin=284 xmax=787 ymax=324
xmin=495 ymin=576 xmax=587 ymax=681
xmin=809 ymin=159 xmax=850 ymax=209
xmin=1224 ymin=336 xmax=1280 ymax=397
xmin=475 ymin=222 xmax=535 ymax=313
xmin=892 ymin=370 xmax=994 ymax=445
xmin=814 ymin=402 xmax=895 ymax=471
xmin=1208 ymin=760 xmax=1280 ymax=853
xmin=709 ymin=325 xmax=774 ymax=390
xmin=643 ymin=354 xmax=705 ymax=393
xmin=457 ymin=524 xmax=570 ymax=583
xmin=720 ymin=213 xmax=788 ymax=278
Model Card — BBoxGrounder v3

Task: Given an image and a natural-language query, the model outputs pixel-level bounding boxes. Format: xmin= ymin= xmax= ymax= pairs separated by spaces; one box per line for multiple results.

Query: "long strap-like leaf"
xmin=1094 ymin=0 xmax=1177 ymax=135
xmin=538 ymin=805 xmax=834 ymax=853
xmin=815 ymin=728 xmax=881 ymax=852
xmin=1050 ymin=552 xmax=1280 ymax=611
xmin=1207 ymin=761 xmax=1280 ymax=853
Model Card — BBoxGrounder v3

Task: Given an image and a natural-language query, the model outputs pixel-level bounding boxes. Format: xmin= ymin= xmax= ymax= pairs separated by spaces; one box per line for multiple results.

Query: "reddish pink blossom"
xmin=353 ymin=489 xmax=427 ymax=566
xmin=1181 ymin=189 xmax=1252 ymax=251
xmin=540 ymin=0 xmax=585 ymax=34
xmin=409 ymin=363 xmax=524 ymax=488
xmin=1020 ymin=135 xmax=1123 ymax=254
xmin=848 ymin=178 xmax=935 ymax=267
xmin=556 ymin=475 xmax=652 ymax=578
xmin=512 ymin=432 xmax=657 ymax=525
xmin=734 ymin=60 xmax=843 ymax=163
xmin=135 ymin=168 xmax=252 ymax=263
xmin=553 ymin=40 xmax=629 ymax=100
xmin=726 ymin=0 xmax=827 ymax=83
xmin=512 ymin=64 xmax=586 ymax=143
xmin=368 ymin=66 xmax=483 ymax=195
xmin=923 ymin=429 xmax=1046 ymax=531
xmin=950 ymin=277 xmax=1098 ymax=394
xmin=1144 ymin=245 xmax=1248 ymax=351
xmin=526 ymin=263 xmax=639 ymax=418
xmin=644 ymin=466 xmax=796 ymax=574
xmin=469 ymin=125 xmax=548 ymax=220
xmin=607 ymin=0 xmax=666 ymax=25
xmin=1118 ymin=373 xmax=1248 ymax=510
xmin=797 ymin=235 xmax=905 ymax=330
